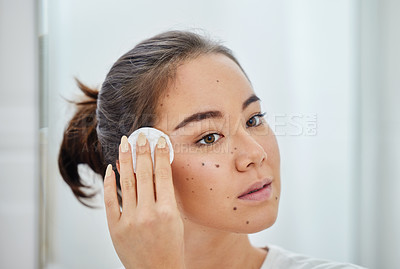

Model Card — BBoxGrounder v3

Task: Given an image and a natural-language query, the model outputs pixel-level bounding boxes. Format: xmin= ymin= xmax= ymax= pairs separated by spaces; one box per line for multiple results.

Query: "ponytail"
xmin=58 ymin=79 xmax=106 ymax=206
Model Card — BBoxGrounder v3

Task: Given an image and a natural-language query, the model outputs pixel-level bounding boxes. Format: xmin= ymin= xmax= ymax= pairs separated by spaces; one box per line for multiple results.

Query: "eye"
xmin=197 ymin=133 xmax=222 ymax=146
xmin=246 ymin=113 xmax=265 ymax=128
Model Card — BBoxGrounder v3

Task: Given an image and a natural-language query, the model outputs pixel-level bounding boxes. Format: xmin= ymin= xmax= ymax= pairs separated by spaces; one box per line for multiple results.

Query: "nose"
xmin=234 ymin=130 xmax=267 ymax=172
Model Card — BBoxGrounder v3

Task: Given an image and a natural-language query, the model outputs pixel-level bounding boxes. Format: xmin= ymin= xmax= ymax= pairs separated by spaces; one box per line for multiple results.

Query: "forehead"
xmin=155 ymin=53 xmax=254 ymax=131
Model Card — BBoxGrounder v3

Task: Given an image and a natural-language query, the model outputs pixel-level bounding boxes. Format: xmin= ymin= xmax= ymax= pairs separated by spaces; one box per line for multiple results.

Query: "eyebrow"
xmin=173 ymin=94 xmax=261 ymax=131
xmin=242 ymin=94 xmax=260 ymax=110
xmin=174 ymin=111 xmax=223 ymax=130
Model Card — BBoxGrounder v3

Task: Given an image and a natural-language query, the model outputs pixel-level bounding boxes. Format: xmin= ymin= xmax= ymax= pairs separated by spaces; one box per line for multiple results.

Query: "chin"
xmin=246 ymin=217 xmax=277 ymax=234
xmin=242 ymin=216 xmax=278 ymax=234
xmin=239 ymin=202 xmax=280 ymax=234
xmin=222 ymin=210 xmax=279 ymax=234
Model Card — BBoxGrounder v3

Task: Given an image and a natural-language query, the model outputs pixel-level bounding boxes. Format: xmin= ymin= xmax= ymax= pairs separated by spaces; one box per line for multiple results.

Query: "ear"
xmin=116 ymin=160 xmax=120 ymax=174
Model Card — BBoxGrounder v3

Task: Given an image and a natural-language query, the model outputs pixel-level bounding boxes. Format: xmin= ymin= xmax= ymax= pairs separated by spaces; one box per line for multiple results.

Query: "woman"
xmin=59 ymin=30 xmax=366 ymax=268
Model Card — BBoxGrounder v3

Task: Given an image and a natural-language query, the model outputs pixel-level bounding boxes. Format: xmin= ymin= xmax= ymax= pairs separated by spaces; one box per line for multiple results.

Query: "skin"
xmin=105 ymin=53 xmax=281 ymax=269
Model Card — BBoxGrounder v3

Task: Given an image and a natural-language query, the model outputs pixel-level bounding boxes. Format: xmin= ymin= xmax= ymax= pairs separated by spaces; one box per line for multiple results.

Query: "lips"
xmin=237 ymin=178 xmax=273 ymax=198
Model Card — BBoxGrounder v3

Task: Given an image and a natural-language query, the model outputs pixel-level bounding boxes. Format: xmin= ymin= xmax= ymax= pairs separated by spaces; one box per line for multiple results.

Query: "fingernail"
xmin=157 ymin=136 xmax=166 ymax=148
xmin=121 ymin=136 xmax=129 ymax=152
xmin=105 ymin=164 xmax=112 ymax=177
xmin=137 ymin=133 xmax=147 ymax=146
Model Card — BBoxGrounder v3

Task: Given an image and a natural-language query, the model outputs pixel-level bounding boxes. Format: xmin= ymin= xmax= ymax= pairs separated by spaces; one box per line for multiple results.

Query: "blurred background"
xmin=0 ymin=0 xmax=399 ymax=268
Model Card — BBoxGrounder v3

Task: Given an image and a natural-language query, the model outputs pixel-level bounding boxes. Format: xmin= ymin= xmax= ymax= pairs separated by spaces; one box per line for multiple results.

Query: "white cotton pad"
xmin=127 ymin=127 xmax=174 ymax=172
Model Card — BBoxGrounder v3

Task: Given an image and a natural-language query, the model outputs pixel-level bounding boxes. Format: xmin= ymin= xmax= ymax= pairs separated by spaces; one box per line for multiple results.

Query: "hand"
xmin=103 ymin=134 xmax=185 ymax=269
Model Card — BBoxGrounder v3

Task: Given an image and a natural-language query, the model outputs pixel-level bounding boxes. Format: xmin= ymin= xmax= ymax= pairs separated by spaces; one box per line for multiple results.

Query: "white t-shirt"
xmin=116 ymin=245 xmax=367 ymax=269
xmin=261 ymin=245 xmax=367 ymax=269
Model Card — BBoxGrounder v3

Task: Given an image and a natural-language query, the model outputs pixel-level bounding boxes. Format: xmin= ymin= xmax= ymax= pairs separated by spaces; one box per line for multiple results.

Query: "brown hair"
xmin=58 ymin=30 xmax=247 ymax=206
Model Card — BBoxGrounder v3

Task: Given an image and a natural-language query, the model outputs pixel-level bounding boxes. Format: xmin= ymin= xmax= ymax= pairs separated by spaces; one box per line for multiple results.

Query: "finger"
xmin=119 ymin=135 xmax=137 ymax=212
xmin=135 ymin=133 xmax=156 ymax=207
xmin=103 ymin=164 xmax=121 ymax=225
xmin=154 ymin=137 xmax=177 ymax=206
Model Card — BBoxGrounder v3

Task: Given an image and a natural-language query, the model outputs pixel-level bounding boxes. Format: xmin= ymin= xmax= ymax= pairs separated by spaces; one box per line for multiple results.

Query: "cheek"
xmin=170 ymin=153 xmax=228 ymax=210
xmin=260 ymin=127 xmax=280 ymax=166
xmin=261 ymin=130 xmax=281 ymax=194
xmin=171 ymin=153 xmax=224 ymax=190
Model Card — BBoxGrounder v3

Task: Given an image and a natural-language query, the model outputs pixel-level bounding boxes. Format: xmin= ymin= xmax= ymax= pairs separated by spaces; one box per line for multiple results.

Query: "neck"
xmin=183 ymin=219 xmax=267 ymax=269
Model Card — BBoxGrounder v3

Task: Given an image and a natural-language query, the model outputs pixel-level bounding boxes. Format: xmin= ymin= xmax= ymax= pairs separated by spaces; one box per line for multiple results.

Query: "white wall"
xmin=43 ymin=0 xmax=362 ymax=268
xmin=0 ymin=0 xmax=37 ymax=268
xmin=358 ymin=1 xmax=400 ymax=268
xmin=253 ymin=0 xmax=358 ymax=262
xmin=374 ymin=0 xmax=400 ymax=267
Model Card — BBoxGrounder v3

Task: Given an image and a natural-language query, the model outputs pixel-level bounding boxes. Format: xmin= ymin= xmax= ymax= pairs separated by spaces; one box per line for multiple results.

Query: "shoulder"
xmin=261 ymin=245 xmax=368 ymax=269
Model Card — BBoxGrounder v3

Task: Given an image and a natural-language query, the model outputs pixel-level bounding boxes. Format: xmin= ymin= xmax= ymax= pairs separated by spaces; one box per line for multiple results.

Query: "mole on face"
xmin=160 ymin=103 xmax=163 ymax=107
xmin=230 ymin=151 xmax=233 ymax=154
xmin=202 ymin=163 xmax=205 ymax=166
xmin=215 ymin=164 xmax=220 ymax=168
xmin=275 ymin=196 xmax=278 ymax=200
xmin=209 ymin=188 xmax=213 ymax=191
xmin=246 ymin=221 xmax=249 ymax=224
xmin=234 ymin=147 xmax=237 ymax=150
xmin=192 ymin=190 xmax=195 ymax=193
xmin=186 ymin=178 xmax=189 ymax=181
xmin=216 ymin=79 xmax=219 ymax=82
xmin=233 ymin=207 xmax=237 ymax=210
xmin=227 ymin=196 xmax=230 ymax=199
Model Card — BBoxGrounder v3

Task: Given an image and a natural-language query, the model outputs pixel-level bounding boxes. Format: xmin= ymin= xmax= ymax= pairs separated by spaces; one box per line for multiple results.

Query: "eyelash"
xmin=246 ymin=112 xmax=266 ymax=128
xmin=196 ymin=112 xmax=266 ymax=146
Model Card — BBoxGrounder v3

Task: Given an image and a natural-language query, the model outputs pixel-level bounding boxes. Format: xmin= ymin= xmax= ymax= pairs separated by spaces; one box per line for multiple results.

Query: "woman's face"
xmin=154 ymin=53 xmax=281 ymax=233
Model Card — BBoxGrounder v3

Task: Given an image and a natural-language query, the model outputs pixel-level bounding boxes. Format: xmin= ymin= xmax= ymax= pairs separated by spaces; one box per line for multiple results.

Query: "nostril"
xmin=261 ymin=156 xmax=266 ymax=164
xmin=261 ymin=153 xmax=267 ymax=164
